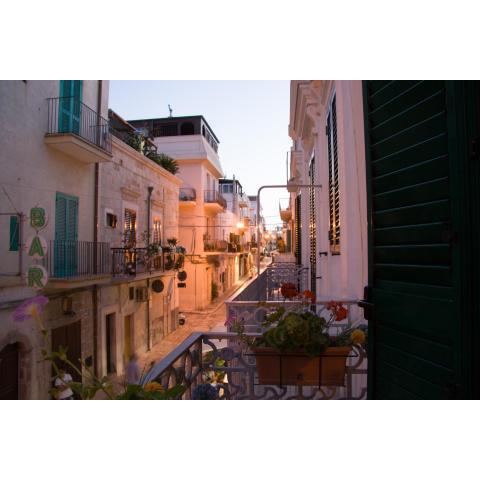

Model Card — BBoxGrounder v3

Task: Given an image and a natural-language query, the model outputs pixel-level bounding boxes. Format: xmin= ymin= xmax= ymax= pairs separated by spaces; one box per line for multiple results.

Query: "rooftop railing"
xmin=46 ymin=97 xmax=112 ymax=154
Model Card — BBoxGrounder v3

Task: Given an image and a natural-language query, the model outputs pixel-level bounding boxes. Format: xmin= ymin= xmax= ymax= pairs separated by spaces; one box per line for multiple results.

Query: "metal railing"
xmin=111 ymin=247 xmax=164 ymax=276
xmin=204 ymin=190 xmax=227 ymax=209
xmin=179 ymin=188 xmax=196 ymax=202
xmin=204 ymin=239 xmax=228 ymax=252
xmin=142 ymin=330 xmax=367 ymax=400
xmin=46 ymin=97 xmax=112 ymax=154
xmin=42 ymin=240 xmax=111 ymax=278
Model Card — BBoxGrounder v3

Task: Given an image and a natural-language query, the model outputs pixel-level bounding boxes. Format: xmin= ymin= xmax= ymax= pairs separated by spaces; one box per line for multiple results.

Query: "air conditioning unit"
xmin=136 ymin=287 xmax=148 ymax=302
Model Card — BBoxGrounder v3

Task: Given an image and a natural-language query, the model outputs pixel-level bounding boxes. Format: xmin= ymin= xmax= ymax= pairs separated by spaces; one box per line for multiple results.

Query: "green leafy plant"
xmin=232 ymin=300 xmax=367 ymax=357
xmin=146 ymin=152 xmax=179 ymax=175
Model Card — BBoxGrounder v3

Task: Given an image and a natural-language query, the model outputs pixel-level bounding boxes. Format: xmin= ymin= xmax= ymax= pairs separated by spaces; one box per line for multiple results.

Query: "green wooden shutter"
xmin=363 ymin=80 xmax=462 ymax=399
xmin=58 ymin=81 xmax=82 ymax=134
xmin=9 ymin=216 xmax=19 ymax=251
xmin=55 ymin=193 xmax=78 ymax=277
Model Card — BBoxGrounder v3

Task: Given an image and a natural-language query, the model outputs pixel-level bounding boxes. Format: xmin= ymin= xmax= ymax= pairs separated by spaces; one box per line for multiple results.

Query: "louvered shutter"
xmin=71 ymin=81 xmax=82 ymax=134
xmin=309 ymin=156 xmax=317 ymax=295
xmin=327 ymin=94 xmax=341 ymax=254
xmin=59 ymin=81 xmax=72 ymax=133
xmin=9 ymin=216 xmax=19 ymax=251
xmin=55 ymin=194 xmax=67 ymax=241
xmin=295 ymin=194 xmax=302 ymax=266
xmin=124 ymin=209 xmax=137 ymax=247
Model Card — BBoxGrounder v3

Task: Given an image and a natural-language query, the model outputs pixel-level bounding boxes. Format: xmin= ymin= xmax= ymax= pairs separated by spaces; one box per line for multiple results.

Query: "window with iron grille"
xmin=309 ymin=155 xmax=317 ymax=296
xmin=124 ymin=209 xmax=136 ymax=247
xmin=326 ymin=94 xmax=340 ymax=254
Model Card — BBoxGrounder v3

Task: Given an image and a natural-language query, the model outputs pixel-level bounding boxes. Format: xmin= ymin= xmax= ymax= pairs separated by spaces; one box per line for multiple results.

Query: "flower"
xmin=336 ymin=306 xmax=348 ymax=322
xmin=144 ymin=382 xmax=164 ymax=393
xmin=12 ymin=295 xmax=49 ymax=323
xmin=350 ymin=329 xmax=366 ymax=345
xmin=280 ymin=282 xmax=298 ymax=299
xmin=302 ymin=290 xmax=316 ymax=304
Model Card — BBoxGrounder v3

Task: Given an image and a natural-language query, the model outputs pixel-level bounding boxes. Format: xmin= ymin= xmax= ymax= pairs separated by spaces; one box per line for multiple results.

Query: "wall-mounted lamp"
xmin=62 ymin=297 xmax=74 ymax=315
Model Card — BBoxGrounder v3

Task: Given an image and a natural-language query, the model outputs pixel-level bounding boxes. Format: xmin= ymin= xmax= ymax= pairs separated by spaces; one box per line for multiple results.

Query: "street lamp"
xmin=256 ymin=183 xmax=322 ymax=278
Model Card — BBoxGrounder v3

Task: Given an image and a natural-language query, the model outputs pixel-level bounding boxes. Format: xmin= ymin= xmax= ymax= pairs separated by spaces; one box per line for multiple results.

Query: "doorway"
xmin=123 ymin=315 xmax=134 ymax=364
xmin=51 ymin=321 xmax=82 ymax=383
xmin=105 ymin=313 xmax=116 ymax=374
xmin=0 ymin=343 xmax=19 ymax=399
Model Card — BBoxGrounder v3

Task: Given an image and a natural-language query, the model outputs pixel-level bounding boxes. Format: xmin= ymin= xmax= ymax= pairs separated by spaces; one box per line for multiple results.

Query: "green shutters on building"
xmin=54 ymin=192 xmax=79 ymax=277
xmin=9 ymin=216 xmax=19 ymax=251
xmin=59 ymin=80 xmax=82 ymax=134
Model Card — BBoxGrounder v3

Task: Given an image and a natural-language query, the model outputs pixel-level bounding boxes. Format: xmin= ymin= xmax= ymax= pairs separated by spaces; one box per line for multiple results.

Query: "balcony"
xmin=179 ymin=187 xmax=197 ymax=206
xmin=41 ymin=240 xmax=111 ymax=288
xmin=204 ymin=239 xmax=228 ymax=253
xmin=142 ymin=262 xmax=367 ymax=399
xmin=238 ymin=194 xmax=249 ymax=208
xmin=111 ymin=247 xmax=165 ymax=277
xmin=45 ymin=97 xmax=112 ymax=163
xmin=204 ymin=190 xmax=227 ymax=213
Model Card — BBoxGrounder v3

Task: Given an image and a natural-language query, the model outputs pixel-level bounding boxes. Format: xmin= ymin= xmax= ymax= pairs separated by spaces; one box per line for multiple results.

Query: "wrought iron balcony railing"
xmin=179 ymin=188 xmax=196 ymax=202
xmin=42 ymin=240 xmax=111 ymax=279
xmin=111 ymin=247 xmax=164 ymax=276
xmin=142 ymin=329 xmax=367 ymax=400
xmin=46 ymin=97 xmax=112 ymax=154
xmin=204 ymin=239 xmax=228 ymax=252
xmin=204 ymin=190 xmax=227 ymax=209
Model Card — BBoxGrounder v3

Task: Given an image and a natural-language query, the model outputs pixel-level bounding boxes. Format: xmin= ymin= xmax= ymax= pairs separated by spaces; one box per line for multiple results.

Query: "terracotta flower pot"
xmin=253 ymin=346 xmax=352 ymax=387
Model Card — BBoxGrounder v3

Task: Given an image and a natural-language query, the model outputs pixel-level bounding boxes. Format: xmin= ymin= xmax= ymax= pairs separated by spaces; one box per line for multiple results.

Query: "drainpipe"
xmin=146 ymin=186 xmax=153 ymax=351
xmin=93 ymin=80 xmax=102 ymax=376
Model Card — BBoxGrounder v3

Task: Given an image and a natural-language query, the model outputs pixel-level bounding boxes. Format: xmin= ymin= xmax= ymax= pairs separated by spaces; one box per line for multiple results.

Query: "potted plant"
xmin=232 ymin=297 xmax=366 ymax=387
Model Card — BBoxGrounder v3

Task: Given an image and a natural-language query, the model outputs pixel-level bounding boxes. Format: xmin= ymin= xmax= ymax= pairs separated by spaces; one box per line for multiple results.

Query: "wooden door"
xmin=0 ymin=343 xmax=19 ymax=399
xmin=123 ymin=315 xmax=133 ymax=363
xmin=51 ymin=321 xmax=82 ymax=383
xmin=362 ymin=81 xmax=473 ymax=399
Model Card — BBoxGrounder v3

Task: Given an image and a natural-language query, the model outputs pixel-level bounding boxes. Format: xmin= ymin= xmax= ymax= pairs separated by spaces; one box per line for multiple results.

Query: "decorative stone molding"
xmin=120 ymin=186 xmax=141 ymax=201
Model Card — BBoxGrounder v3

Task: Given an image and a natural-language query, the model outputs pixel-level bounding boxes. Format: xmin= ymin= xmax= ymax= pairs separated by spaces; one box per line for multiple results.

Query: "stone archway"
xmin=0 ymin=332 xmax=33 ymax=400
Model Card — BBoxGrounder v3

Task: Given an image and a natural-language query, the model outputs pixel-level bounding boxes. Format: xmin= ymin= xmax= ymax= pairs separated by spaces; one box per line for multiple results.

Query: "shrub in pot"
xmin=233 ymin=299 xmax=366 ymax=387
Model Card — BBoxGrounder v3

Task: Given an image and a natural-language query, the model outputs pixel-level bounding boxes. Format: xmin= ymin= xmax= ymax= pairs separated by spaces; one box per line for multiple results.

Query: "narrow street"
xmin=125 ymin=276 xmax=250 ymax=381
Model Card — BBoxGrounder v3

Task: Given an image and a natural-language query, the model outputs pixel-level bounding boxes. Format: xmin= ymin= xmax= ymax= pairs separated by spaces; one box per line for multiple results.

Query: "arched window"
xmin=180 ymin=122 xmax=194 ymax=135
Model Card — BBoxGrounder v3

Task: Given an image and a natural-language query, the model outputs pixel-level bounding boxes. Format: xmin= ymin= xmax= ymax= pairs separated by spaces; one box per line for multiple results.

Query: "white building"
xmin=0 ymin=80 xmax=111 ymax=398
xmin=128 ymin=115 xmax=246 ymax=310
xmin=288 ymin=80 xmax=368 ymax=301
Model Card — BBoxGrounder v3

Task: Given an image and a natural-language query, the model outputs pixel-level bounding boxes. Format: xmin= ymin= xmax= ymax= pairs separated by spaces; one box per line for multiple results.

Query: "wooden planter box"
xmin=253 ymin=346 xmax=352 ymax=387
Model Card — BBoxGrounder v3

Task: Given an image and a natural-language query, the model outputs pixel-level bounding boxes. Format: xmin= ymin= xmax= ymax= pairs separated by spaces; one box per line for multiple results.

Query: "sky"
xmin=109 ymin=81 xmax=291 ymax=230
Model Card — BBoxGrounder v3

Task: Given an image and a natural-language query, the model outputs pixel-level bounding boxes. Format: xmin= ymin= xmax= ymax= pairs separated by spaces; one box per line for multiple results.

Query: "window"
xmin=124 ymin=209 xmax=136 ymax=247
xmin=106 ymin=212 xmax=117 ymax=228
xmin=326 ymin=94 xmax=340 ymax=254
xmin=180 ymin=122 xmax=194 ymax=135
xmin=153 ymin=217 xmax=162 ymax=244
xmin=9 ymin=216 xmax=19 ymax=251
